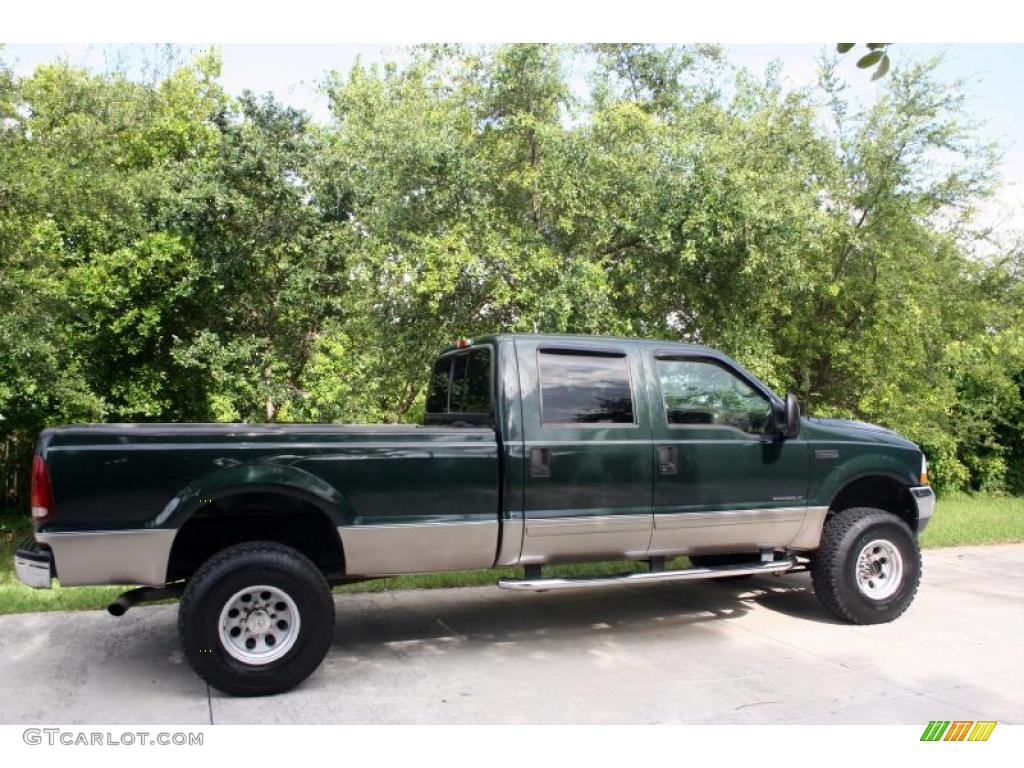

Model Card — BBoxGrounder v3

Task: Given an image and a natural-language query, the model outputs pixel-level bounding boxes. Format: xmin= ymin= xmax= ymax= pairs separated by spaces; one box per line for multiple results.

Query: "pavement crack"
xmin=735 ymin=700 xmax=780 ymax=711
xmin=725 ymin=620 xmax=928 ymax=702
xmin=436 ymin=618 xmax=466 ymax=640
xmin=913 ymin=688 xmax=989 ymax=718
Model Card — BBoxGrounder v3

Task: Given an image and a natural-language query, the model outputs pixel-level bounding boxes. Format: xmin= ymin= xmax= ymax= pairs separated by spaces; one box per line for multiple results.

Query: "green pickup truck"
xmin=16 ymin=333 xmax=934 ymax=695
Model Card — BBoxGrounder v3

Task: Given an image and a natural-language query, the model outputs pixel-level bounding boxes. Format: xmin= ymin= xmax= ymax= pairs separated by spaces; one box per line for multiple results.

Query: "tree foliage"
xmin=837 ymin=44 xmax=892 ymax=80
xmin=1 ymin=44 xmax=1021 ymax=500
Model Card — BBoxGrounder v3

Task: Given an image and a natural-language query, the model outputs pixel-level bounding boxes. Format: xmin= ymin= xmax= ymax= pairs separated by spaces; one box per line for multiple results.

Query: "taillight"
xmin=30 ymin=455 xmax=53 ymax=522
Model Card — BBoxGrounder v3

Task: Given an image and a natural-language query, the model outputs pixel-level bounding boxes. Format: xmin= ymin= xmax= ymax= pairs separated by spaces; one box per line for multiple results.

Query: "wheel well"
xmin=829 ymin=475 xmax=916 ymax=530
xmin=167 ymin=492 xmax=345 ymax=581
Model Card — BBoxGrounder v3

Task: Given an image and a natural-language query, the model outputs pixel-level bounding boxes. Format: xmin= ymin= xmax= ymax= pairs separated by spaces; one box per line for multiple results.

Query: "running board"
xmin=497 ymin=557 xmax=797 ymax=592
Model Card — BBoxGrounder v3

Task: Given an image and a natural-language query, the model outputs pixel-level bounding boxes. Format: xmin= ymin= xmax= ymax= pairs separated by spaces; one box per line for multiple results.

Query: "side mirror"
xmin=783 ymin=392 xmax=801 ymax=438
xmin=771 ymin=393 xmax=801 ymax=439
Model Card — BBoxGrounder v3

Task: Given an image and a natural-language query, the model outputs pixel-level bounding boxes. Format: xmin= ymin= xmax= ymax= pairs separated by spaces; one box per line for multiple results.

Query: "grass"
xmin=2 ymin=493 xmax=1022 ymax=615
xmin=0 ymin=509 xmax=125 ymax=615
xmin=918 ymin=493 xmax=1024 ymax=548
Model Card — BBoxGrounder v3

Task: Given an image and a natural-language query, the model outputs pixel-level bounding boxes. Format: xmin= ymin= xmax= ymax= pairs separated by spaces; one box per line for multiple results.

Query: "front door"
xmin=645 ymin=352 xmax=812 ymax=557
xmin=517 ymin=338 xmax=654 ymax=564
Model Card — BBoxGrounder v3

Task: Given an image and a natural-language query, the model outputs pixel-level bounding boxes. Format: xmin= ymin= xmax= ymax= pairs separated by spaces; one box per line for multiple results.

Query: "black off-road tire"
xmin=810 ymin=507 xmax=921 ymax=625
xmin=178 ymin=541 xmax=335 ymax=696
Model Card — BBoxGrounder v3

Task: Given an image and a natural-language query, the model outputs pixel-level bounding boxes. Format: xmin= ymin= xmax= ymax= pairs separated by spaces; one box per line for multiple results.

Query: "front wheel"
xmin=810 ymin=507 xmax=921 ymax=624
xmin=178 ymin=542 xmax=335 ymax=696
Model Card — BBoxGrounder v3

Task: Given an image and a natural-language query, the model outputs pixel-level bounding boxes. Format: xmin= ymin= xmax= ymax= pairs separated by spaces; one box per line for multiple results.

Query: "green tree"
xmin=0 ymin=44 xmax=1020 ymax=502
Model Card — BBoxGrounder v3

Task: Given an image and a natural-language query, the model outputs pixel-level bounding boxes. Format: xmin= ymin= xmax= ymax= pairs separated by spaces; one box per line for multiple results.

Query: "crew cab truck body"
xmin=16 ymin=334 xmax=935 ymax=695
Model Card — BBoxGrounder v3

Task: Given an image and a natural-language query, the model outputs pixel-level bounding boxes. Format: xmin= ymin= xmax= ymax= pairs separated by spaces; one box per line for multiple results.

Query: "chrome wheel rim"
xmin=218 ymin=585 xmax=300 ymax=665
xmin=855 ymin=539 xmax=904 ymax=600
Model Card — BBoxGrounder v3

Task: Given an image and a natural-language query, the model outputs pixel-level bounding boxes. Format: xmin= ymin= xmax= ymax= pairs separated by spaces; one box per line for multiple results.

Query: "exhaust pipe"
xmin=107 ymin=583 xmax=184 ymax=616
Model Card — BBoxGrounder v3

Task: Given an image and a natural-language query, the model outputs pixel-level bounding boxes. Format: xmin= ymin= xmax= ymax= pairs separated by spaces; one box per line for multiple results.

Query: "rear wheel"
xmin=810 ymin=507 xmax=921 ymax=624
xmin=178 ymin=541 xmax=335 ymax=696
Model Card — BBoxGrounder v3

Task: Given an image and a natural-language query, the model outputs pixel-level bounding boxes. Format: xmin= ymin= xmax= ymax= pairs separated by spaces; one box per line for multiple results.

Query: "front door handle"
xmin=658 ymin=445 xmax=678 ymax=475
xmin=530 ymin=447 xmax=551 ymax=478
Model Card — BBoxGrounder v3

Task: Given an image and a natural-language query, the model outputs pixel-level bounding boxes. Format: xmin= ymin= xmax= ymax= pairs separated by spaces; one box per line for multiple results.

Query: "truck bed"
xmin=37 ymin=423 xmax=502 ymax=583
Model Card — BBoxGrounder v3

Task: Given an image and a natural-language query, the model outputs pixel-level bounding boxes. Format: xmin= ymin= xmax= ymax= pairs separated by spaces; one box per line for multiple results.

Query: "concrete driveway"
xmin=1 ymin=544 xmax=1021 ymax=725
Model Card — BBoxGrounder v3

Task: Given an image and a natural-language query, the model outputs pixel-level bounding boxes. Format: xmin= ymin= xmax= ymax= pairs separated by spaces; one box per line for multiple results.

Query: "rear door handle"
xmin=658 ymin=445 xmax=677 ymax=475
xmin=530 ymin=447 xmax=551 ymax=478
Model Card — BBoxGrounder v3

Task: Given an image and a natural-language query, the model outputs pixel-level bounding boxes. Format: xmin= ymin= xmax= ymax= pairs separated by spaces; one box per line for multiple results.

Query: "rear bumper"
xmin=15 ymin=538 xmax=53 ymax=589
xmin=910 ymin=486 xmax=936 ymax=533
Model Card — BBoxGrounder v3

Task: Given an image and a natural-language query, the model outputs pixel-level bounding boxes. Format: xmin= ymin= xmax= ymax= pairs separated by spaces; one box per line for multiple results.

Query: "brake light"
xmin=455 ymin=338 xmax=472 ymax=349
xmin=30 ymin=455 xmax=53 ymax=521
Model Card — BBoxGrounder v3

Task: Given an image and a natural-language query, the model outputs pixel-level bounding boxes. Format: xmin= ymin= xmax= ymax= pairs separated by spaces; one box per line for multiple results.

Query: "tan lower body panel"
xmin=519 ymin=514 xmax=652 ymax=565
xmin=647 ymin=506 xmax=828 ymax=557
xmin=789 ymin=505 xmax=829 ymax=550
xmin=38 ymin=529 xmax=176 ymax=586
xmin=36 ymin=505 xmax=829 ymax=586
xmin=495 ymin=518 xmax=525 ymax=566
xmin=341 ymin=520 xmax=499 ymax=576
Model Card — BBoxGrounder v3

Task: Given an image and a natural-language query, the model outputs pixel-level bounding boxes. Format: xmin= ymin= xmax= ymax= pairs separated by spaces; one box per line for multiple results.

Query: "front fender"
xmin=811 ymin=452 xmax=918 ymax=509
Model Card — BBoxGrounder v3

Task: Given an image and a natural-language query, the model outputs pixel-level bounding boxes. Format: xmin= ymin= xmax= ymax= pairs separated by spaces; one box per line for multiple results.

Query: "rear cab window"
xmin=424 ymin=346 xmax=494 ymax=426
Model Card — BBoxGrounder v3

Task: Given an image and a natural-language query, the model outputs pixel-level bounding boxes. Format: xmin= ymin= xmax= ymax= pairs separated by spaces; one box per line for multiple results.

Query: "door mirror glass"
xmin=781 ymin=392 xmax=801 ymax=438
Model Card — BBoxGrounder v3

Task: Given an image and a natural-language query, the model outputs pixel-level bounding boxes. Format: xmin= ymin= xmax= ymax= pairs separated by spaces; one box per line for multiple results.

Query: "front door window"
xmin=656 ymin=358 xmax=771 ymax=437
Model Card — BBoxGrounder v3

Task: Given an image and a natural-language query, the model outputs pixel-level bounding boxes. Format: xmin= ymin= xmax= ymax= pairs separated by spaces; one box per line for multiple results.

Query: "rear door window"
xmin=538 ymin=350 xmax=635 ymax=425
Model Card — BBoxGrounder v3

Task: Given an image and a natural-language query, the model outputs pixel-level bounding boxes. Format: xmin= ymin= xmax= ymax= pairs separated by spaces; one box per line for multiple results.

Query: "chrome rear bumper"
xmin=15 ymin=539 xmax=53 ymax=589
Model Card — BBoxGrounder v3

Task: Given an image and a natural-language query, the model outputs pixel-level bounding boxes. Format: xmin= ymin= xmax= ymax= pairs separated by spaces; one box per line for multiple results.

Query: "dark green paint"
xmin=37 ymin=334 xmax=926 ymax=565
xmin=39 ymin=426 xmax=498 ymax=533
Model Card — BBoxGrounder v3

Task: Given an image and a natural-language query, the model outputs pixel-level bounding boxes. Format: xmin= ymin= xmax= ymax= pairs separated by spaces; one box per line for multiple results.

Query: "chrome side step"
xmin=497 ymin=557 xmax=797 ymax=592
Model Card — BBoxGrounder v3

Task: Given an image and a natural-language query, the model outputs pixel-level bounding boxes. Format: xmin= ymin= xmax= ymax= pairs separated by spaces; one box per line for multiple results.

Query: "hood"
xmin=803 ymin=417 xmax=918 ymax=450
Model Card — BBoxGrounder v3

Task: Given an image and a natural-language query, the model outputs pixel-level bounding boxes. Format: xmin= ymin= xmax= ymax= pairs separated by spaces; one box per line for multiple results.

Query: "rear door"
xmin=516 ymin=338 xmax=654 ymax=564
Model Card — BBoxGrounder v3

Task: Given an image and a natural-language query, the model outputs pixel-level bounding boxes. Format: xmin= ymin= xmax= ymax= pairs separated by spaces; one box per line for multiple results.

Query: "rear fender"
xmin=154 ymin=461 xmax=355 ymax=530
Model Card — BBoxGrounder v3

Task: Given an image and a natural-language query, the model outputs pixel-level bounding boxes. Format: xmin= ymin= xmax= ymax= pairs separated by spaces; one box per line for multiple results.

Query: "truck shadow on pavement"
xmin=330 ymin=572 xmax=840 ymax=654
xmin=728 ymin=572 xmax=847 ymax=624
